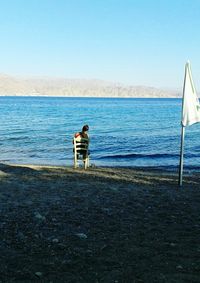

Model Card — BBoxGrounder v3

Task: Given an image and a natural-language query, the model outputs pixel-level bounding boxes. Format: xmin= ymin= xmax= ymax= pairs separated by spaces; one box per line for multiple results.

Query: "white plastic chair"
xmin=73 ymin=137 xmax=90 ymax=169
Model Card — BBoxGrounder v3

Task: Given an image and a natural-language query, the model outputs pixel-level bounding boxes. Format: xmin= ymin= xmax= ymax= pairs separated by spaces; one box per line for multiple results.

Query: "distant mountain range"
xmin=0 ymin=74 xmax=180 ymax=98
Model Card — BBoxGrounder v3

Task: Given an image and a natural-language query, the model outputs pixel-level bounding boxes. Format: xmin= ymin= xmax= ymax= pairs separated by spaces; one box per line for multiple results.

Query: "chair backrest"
xmin=73 ymin=136 xmax=89 ymax=154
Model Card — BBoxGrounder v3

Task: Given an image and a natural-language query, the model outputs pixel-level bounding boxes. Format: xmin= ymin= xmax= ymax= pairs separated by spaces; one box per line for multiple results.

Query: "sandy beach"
xmin=0 ymin=163 xmax=200 ymax=282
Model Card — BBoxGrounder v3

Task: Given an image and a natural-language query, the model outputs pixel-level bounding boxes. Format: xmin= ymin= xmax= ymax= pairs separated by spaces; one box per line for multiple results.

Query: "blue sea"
xmin=0 ymin=96 xmax=200 ymax=171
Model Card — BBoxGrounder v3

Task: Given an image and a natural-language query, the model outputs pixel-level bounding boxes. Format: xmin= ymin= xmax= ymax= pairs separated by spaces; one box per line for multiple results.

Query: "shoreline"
xmin=1 ymin=162 xmax=199 ymax=187
xmin=3 ymin=161 xmax=200 ymax=174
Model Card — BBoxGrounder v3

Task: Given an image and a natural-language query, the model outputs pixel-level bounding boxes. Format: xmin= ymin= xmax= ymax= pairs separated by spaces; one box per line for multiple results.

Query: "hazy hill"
xmin=0 ymin=74 xmax=180 ymax=98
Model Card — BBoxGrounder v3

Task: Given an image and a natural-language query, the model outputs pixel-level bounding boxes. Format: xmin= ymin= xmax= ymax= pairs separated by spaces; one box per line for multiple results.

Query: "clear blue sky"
xmin=1 ymin=0 xmax=200 ymax=89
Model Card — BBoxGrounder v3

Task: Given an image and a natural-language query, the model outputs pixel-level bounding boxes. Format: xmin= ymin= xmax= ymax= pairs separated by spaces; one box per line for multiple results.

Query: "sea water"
xmin=0 ymin=96 xmax=200 ymax=171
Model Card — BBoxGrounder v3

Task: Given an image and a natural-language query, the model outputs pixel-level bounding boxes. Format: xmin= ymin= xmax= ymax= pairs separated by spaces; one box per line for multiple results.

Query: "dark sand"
xmin=0 ymin=163 xmax=200 ymax=282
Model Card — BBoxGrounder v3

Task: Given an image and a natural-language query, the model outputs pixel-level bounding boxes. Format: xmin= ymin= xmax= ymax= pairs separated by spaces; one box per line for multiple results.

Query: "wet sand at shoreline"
xmin=0 ymin=163 xmax=200 ymax=282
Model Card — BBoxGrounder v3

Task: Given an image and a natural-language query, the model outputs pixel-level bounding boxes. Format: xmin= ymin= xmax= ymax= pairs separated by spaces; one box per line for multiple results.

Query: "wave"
xmin=98 ymin=152 xmax=199 ymax=160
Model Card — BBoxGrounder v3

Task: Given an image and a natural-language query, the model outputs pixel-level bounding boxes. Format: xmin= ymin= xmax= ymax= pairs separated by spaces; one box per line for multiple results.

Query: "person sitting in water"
xmin=73 ymin=125 xmax=90 ymax=160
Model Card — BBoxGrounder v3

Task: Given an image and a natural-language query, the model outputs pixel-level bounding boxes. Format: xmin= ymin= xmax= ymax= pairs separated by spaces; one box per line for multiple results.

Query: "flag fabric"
xmin=182 ymin=62 xmax=200 ymax=127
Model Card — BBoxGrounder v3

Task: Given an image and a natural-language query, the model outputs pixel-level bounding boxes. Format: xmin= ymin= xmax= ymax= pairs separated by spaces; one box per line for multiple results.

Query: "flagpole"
xmin=178 ymin=62 xmax=187 ymax=187
xmin=178 ymin=125 xmax=185 ymax=186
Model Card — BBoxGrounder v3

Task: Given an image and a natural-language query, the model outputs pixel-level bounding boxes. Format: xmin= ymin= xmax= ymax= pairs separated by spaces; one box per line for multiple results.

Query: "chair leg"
xmin=87 ymin=156 xmax=90 ymax=168
xmin=83 ymin=156 xmax=89 ymax=169
xmin=74 ymin=153 xmax=77 ymax=168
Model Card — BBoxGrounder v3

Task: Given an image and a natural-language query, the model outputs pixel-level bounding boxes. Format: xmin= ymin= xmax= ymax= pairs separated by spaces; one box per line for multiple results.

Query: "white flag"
xmin=182 ymin=62 xmax=200 ymax=127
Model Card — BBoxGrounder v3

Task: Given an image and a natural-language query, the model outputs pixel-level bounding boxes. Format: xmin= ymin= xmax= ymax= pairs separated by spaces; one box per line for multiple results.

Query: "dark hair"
xmin=82 ymin=124 xmax=89 ymax=132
